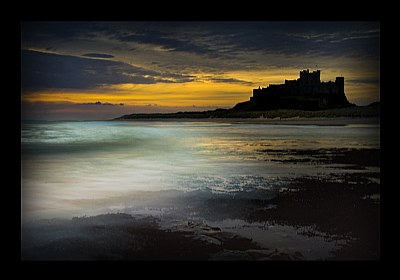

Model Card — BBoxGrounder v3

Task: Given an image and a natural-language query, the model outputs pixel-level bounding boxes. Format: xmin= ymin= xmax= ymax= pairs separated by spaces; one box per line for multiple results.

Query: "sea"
xmin=21 ymin=120 xmax=380 ymax=259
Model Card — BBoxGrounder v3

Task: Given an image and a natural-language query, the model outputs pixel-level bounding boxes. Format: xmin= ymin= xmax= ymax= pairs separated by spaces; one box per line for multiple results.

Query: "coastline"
xmin=113 ymin=117 xmax=380 ymax=126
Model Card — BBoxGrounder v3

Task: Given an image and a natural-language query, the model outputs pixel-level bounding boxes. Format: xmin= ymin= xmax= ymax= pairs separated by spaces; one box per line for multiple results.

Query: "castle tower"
xmin=335 ymin=77 xmax=344 ymax=95
xmin=299 ymin=69 xmax=320 ymax=93
xmin=315 ymin=70 xmax=321 ymax=83
xmin=299 ymin=69 xmax=309 ymax=80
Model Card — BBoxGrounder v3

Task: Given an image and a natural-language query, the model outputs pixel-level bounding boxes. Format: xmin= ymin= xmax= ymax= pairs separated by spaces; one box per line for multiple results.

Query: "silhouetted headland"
xmin=115 ymin=70 xmax=379 ymax=120
xmin=233 ymin=69 xmax=354 ymax=111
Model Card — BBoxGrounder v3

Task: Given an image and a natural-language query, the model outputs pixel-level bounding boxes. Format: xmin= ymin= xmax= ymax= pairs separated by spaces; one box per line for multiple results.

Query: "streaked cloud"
xmin=200 ymin=75 xmax=253 ymax=85
xmin=82 ymin=53 xmax=114 ymax=59
xmin=21 ymin=49 xmax=195 ymax=92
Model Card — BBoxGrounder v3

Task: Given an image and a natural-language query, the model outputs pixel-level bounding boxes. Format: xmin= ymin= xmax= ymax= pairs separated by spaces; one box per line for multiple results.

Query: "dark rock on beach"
xmin=21 ymin=214 xmax=304 ymax=261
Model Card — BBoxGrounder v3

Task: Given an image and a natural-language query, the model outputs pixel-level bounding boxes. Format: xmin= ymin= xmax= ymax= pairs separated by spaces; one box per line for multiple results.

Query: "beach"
xmin=21 ymin=118 xmax=380 ymax=260
xmin=21 ymin=152 xmax=379 ymax=260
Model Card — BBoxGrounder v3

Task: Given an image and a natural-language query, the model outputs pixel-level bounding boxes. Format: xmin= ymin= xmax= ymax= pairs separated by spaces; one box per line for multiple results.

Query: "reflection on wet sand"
xmin=21 ymin=121 xmax=379 ymax=260
xmin=22 ymin=148 xmax=379 ymax=260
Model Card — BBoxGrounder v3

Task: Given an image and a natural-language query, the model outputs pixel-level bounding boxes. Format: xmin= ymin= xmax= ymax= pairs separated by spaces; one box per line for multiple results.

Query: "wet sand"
xmin=21 ymin=214 xmax=305 ymax=260
xmin=21 ymin=148 xmax=380 ymax=260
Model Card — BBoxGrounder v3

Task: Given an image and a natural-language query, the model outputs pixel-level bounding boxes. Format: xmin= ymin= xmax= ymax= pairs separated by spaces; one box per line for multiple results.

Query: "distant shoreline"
xmin=113 ymin=117 xmax=380 ymax=126
xmin=114 ymin=106 xmax=380 ymax=125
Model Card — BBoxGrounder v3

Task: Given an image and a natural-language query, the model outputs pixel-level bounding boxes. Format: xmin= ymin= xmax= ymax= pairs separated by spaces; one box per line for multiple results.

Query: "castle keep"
xmin=242 ymin=69 xmax=352 ymax=111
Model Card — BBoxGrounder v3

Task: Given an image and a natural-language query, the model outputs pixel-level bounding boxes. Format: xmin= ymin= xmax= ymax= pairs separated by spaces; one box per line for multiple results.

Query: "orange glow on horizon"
xmin=22 ymin=81 xmax=253 ymax=107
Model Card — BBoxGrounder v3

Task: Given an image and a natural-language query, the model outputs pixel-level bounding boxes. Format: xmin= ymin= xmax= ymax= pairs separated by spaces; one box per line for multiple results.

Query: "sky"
xmin=21 ymin=21 xmax=380 ymax=120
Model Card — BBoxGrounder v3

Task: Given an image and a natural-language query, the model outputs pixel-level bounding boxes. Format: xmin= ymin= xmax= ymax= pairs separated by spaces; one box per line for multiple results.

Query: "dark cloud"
xmin=78 ymin=101 xmax=124 ymax=106
xmin=116 ymin=30 xmax=214 ymax=56
xmin=21 ymin=50 xmax=194 ymax=92
xmin=21 ymin=21 xmax=107 ymax=42
xmin=22 ymin=22 xmax=380 ymax=66
xmin=204 ymin=76 xmax=253 ymax=85
xmin=347 ymin=78 xmax=380 ymax=84
xmin=21 ymin=49 xmax=155 ymax=91
xmin=209 ymin=22 xmax=379 ymax=59
xmin=109 ymin=22 xmax=379 ymax=60
xmin=159 ymin=72 xmax=196 ymax=83
xmin=82 ymin=53 xmax=114 ymax=58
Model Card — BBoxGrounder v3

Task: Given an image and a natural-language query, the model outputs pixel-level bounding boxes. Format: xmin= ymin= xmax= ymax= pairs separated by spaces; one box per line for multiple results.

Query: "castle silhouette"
xmin=233 ymin=69 xmax=354 ymax=111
